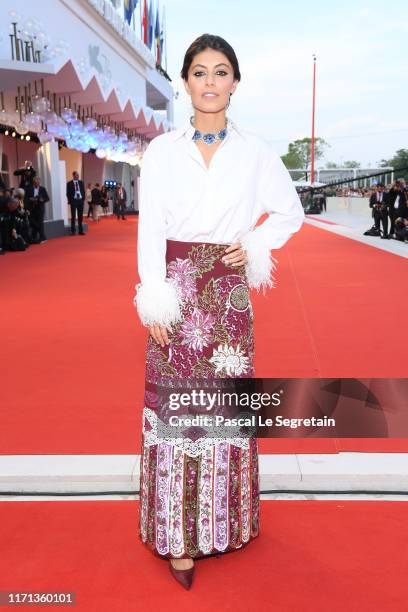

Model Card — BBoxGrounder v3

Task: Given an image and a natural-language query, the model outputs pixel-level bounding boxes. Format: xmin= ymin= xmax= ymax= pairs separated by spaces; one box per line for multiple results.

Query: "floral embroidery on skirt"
xmin=138 ymin=239 xmax=260 ymax=559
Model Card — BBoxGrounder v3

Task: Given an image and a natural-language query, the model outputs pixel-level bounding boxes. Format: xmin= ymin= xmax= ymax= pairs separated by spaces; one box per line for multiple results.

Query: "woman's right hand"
xmin=149 ymin=324 xmax=171 ymax=347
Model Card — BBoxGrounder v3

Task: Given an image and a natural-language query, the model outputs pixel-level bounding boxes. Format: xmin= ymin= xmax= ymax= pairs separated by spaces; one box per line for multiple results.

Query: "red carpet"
xmin=1 ymin=215 xmax=407 ymax=454
xmin=305 ymin=215 xmax=344 ymax=225
xmin=0 ymin=499 xmax=407 ymax=611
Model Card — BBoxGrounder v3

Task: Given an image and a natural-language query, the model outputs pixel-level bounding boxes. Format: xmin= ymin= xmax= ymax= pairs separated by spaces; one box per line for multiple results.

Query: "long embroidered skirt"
xmin=138 ymin=239 xmax=260 ymax=559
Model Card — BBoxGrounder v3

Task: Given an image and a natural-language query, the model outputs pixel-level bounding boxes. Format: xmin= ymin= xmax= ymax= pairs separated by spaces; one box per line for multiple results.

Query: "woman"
xmin=86 ymin=183 xmax=93 ymax=218
xmin=91 ymin=183 xmax=102 ymax=223
xmin=100 ymin=185 xmax=109 ymax=215
xmin=134 ymin=34 xmax=305 ymax=590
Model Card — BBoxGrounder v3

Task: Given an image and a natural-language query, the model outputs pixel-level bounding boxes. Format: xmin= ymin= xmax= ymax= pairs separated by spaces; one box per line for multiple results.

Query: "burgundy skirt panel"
xmin=139 ymin=239 xmax=260 ymax=559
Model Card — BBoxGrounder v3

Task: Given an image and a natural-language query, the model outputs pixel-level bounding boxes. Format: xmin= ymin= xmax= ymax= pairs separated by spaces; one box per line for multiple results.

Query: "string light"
xmin=11 ymin=131 xmax=16 ymax=137
xmin=5 ymin=130 xmax=9 ymax=135
xmin=25 ymin=135 xmax=30 ymax=141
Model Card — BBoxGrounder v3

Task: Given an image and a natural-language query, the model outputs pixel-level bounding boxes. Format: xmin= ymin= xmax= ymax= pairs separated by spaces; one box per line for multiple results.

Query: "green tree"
xmin=343 ymin=160 xmax=361 ymax=168
xmin=281 ymin=144 xmax=303 ymax=169
xmin=379 ymin=149 xmax=408 ymax=182
xmin=281 ymin=137 xmax=329 ymax=179
xmin=325 ymin=162 xmax=339 ymax=168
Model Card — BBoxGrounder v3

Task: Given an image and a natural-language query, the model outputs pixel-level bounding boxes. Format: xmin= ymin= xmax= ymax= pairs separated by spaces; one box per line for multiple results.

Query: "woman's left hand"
xmin=222 ymin=242 xmax=248 ymax=267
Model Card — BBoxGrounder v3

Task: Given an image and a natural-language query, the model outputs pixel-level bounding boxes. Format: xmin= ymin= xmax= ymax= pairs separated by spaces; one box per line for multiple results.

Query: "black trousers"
xmin=70 ymin=200 xmax=84 ymax=233
xmin=29 ymin=203 xmax=46 ymax=241
xmin=116 ymin=201 xmax=126 ymax=218
xmin=373 ymin=207 xmax=388 ymax=234
xmin=395 ymin=227 xmax=408 ymax=241
xmin=388 ymin=209 xmax=400 ymax=235
xmin=0 ymin=219 xmax=7 ymax=250
xmin=17 ymin=218 xmax=31 ymax=244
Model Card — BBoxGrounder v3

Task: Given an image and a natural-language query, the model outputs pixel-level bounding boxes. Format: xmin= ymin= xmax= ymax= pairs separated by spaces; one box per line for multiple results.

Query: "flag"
xmin=124 ymin=0 xmax=138 ymax=25
xmin=148 ymin=0 xmax=154 ymax=49
xmin=154 ymin=3 xmax=160 ymax=64
xmin=160 ymin=5 xmax=165 ymax=68
xmin=142 ymin=0 xmax=148 ymax=45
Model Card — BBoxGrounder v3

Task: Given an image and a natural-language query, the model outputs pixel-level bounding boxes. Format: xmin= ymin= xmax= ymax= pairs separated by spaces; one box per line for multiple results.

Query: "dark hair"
xmin=180 ymin=34 xmax=241 ymax=82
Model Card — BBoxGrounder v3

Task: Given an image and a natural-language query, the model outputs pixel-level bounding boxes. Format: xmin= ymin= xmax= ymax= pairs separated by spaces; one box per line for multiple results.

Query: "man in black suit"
xmin=114 ymin=182 xmax=127 ymax=220
xmin=66 ymin=171 xmax=86 ymax=235
xmin=26 ymin=176 xmax=49 ymax=243
xmin=387 ymin=180 xmax=407 ymax=238
xmin=369 ymin=183 xmax=388 ymax=237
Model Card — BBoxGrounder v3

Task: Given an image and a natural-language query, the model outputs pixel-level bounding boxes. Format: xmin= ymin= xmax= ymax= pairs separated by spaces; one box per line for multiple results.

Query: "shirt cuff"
xmin=133 ymin=278 xmax=183 ymax=328
xmin=240 ymin=231 xmax=278 ymax=294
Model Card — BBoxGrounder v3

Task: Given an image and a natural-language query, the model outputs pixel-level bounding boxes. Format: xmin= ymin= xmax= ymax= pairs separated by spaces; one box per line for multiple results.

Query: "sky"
xmin=160 ymin=0 xmax=407 ymax=168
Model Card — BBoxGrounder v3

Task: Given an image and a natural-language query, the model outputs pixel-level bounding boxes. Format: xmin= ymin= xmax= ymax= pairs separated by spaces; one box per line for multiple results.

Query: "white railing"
xmin=86 ymin=0 xmax=155 ymax=68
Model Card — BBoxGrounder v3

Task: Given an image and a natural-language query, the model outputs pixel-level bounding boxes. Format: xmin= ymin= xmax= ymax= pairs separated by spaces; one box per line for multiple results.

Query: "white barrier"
xmin=327 ymin=196 xmax=372 ymax=220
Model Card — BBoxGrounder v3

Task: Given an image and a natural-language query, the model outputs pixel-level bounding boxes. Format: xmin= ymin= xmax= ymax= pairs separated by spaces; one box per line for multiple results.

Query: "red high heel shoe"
xmin=169 ymin=560 xmax=195 ymax=590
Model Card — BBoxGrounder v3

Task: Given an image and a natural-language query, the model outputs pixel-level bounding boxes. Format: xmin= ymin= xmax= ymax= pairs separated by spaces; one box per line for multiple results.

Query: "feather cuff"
xmin=133 ymin=279 xmax=182 ymax=328
xmin=240 ymin=231 xmax=278 ymax=294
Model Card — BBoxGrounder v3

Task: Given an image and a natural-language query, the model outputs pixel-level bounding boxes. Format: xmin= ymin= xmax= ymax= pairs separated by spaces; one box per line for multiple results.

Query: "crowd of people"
xmin=0 ymin=162 xmax=131 ymax=253
xmin=0 ymin=160 xmax=49 ymax=254
xmin=333 ymin=187 xmax=371 ymax=197
xmin=85 ymin=181 xmax=128 ymax=222
xmin=66 ymin=172 xmax=128 ymax=235
xmin=299 ymin=179 xmax=408 ymax=243
xmin=4 ymin=161 xmax=406 ymax=255
xmin=367 ymin=180 xmax=408 ymax=241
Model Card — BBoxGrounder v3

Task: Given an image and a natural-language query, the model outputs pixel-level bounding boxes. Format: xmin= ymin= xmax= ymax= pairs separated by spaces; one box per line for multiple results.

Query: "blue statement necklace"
xmin=190 ymin=115 xmax=228 ymax=145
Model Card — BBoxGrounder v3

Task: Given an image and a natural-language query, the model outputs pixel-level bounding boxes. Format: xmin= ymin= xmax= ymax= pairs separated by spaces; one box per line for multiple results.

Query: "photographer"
xmin=14 ymin=188 xmax=32 ymax=244
xmin=1 ymin=197 xmax=30 ymax=251
xmin=394 ymin=217 xmax=408 ymax=242
xmin=0 ymin=188 xmax=9 ymax=254
xmin=369 ymin=183 xmax=388 ymax=238
xmin=13 ymin=160 xmax=36 ymax=191
xmin=26 ymin=176 xmax=49 ymax=243
xmin=387 ymin=180 xmax=407 ymax=238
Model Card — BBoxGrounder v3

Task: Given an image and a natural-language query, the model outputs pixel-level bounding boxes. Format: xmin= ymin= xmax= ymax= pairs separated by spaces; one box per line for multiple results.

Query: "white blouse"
xmin=134 ymin=118 xmax=305 ymax=327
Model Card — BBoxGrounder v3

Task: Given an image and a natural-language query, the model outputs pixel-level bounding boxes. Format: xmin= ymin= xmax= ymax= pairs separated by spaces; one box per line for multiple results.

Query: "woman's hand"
xmin=149 ymin=324 xmax=171 ymax=347
xmin=222 ymin=241 xmax=248 ymax=267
